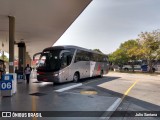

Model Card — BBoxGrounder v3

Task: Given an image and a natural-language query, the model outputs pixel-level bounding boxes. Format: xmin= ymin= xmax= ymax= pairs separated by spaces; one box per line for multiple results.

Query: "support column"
xmin=18 ymin=42 xmax=26 ymax=71
xmin=8 ymin=16 xmax=15 ymax=73
xmin=25 ymin=52 xmax=30 ymax=66
xmin=25 ymin=52 xmax=28 ymax=65
xmin=23 ymin=46 xmax=26 ymax=68
xmin=27 ymin=53 xmax=32 ymax=66
xmin=29 ymin=57 xmax=32 ymax=67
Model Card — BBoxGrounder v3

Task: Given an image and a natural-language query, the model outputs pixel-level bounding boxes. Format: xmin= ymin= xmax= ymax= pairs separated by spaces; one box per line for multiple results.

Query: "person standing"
xmin=24 ymin=64 xmax=32 ymax=84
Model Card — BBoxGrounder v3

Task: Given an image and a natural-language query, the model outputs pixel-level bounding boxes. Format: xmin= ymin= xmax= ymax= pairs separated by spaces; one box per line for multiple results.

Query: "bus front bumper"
xmin=37 ymin=74 xmax=59 ymax=83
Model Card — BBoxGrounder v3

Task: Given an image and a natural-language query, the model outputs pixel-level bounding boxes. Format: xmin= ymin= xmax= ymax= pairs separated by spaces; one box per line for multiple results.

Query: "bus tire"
xmin=152 ymin=68 xmax=156 ymax=72
xmin=73 ymin=72 xmax=79 ymax=83
xmin=124 ymin=68 xmax=129 ymax=71
xmin=100 ymin=70 xmax=104 ymax=77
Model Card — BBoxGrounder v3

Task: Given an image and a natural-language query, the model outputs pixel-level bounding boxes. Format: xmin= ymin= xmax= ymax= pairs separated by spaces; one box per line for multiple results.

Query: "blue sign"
xmin=17 ymin=74 xmax=24 ymax=80
xmin=0 ymin=81 xmax=12 ymax=90
xmin=2 ymin=74 xmax=13 ymax=81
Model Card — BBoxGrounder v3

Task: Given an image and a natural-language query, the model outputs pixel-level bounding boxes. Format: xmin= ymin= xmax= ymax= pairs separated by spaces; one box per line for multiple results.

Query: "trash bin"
xmin=10 ymin=73 xmax=17 ymax=94
xmin=0 ymin=73 xmax=17 ymax=97
xmin=17 ymin=72 xmax=24 ymax=82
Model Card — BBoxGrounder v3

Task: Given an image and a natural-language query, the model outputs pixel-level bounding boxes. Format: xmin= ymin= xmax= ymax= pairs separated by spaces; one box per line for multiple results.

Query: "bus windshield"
xmin=37 ymin=49 xmax=74 ymax=72
xmin=38 ymin=50 xmax=62 ymax=72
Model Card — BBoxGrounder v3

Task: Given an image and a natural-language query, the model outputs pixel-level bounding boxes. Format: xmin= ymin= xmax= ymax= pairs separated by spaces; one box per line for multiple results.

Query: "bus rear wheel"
xmin=152 ymin=68 xmax=156 ymax=72
xmin=73 ymin=72 xmax=79 ymax=83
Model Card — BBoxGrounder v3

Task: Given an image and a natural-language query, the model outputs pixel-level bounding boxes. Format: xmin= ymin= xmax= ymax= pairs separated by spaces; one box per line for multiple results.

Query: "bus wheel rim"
xmin=74 ymin=75 xmax=78 ymax=80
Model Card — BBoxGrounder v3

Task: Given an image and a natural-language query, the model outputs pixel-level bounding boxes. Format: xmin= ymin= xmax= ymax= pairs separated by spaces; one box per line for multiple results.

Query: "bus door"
xmin=83 ymin=53 xmax=90 ymax=78
xmin=59 ymin=50 xmax=72 ymax=82
xmin=134 ymin=65 xmax=141 ymax=70
xmin=84 ymin=61 xmax=90 ymax=78
xmin=90 ymin=61 xmax=96 ymax=77
xmin=134 ymin=61 xmax=142 ymax=71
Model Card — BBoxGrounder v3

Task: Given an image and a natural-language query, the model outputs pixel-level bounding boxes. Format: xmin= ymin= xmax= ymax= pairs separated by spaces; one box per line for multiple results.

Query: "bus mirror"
xmin=33 ymin=52 xmax=42 ymax=60
xmin=59 ymin=50 xmax=71 ymax=58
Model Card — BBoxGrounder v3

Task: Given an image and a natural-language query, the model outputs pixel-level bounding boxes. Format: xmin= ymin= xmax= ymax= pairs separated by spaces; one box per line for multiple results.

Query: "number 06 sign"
xmin=0 ymin=81 xmax=12 ymax=90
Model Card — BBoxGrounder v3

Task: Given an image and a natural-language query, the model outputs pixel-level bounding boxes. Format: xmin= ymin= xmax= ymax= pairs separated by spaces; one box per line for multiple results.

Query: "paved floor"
xmin=0 ymin=72 xmax=160 ymax=120
xmin=107 ymin=72 xmax=160 ymax=120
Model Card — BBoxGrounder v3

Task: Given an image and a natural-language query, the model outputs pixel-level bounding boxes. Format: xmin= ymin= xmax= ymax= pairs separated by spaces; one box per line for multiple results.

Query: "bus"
xmin=121 ymin=60 xmax=160 ymax=72
xmin=122 ymin=60 xmax=143 ymax=71
xmin=33 ymin=45 xmax=109 ymax=84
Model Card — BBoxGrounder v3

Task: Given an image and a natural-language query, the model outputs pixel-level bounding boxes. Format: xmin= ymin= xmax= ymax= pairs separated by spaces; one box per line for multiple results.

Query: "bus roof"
xmin=43 ymin=45 xmax=107 ymax=56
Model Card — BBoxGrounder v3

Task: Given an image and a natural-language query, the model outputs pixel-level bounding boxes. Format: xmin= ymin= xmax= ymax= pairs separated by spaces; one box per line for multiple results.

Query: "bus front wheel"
xmin=124 ymin=68 xmax=129 ymax=71
xmin=73 ymin=72 xmax=79 ymax=83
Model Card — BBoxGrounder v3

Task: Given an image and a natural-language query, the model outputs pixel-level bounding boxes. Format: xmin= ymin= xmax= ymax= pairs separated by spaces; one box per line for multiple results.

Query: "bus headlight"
xmin=54 ymin=73 xmax=59 ymax=76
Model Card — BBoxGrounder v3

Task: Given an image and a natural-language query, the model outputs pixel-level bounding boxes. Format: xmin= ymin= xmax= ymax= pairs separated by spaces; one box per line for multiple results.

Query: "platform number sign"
xmin=17 ymin=74 xmax=24 ymax=80
xmin=0 ymin=81 xmax=12 ymax=90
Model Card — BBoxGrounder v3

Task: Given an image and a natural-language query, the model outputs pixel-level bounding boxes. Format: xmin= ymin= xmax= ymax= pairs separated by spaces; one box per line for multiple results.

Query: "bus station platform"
xmin=0 ymin=73 xmax=120 ymax=120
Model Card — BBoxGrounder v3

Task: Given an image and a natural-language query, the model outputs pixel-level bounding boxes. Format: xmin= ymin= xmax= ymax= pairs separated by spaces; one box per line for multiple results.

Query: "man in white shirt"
xmin=24 ymin=64 xmax=32 ymax=84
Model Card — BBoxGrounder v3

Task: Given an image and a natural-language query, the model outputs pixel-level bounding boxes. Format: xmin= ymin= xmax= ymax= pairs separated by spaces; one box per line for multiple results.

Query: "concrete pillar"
xmin=23 ymin=46 xmax=26 ymax=68
xmin=18 ymin=42 xmax=26 ymax=71
xmin=29 ymin=57 xmax=32 ymax=67
xmin=8 ymin=16 xmax=15 ymax=73
xmin=25 ymin=52 xmax=28 ymax=65
xmin=25 ymin=52 xmax=30 ymax=66
xmin=27 ymin=53 xmax=32 ymax=67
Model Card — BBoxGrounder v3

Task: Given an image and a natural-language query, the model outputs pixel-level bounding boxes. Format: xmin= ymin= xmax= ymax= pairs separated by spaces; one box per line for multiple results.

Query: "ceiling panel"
xmin=0 ymin=0 xmax=92 ymax=58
